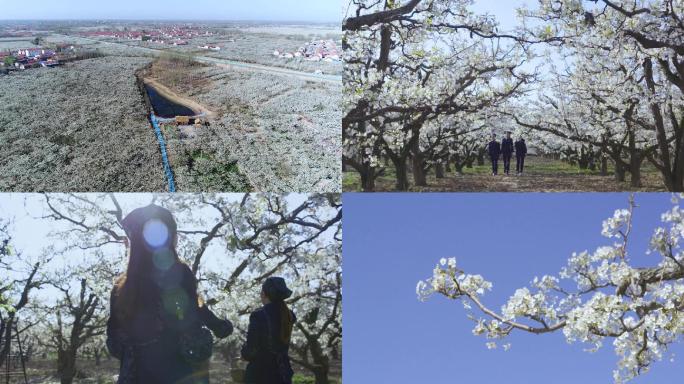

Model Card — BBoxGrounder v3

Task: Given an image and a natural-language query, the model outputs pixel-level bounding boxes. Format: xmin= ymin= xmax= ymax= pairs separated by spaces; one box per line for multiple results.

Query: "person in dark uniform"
xmin=487 ymin=133 xmax=501 ymax=175
xmin=242 ymin=277 xmax=297 ymax=384
xmin=501 ymin=131 xmax=514 ymax=175
xmin=107 ymin=205 xmax=233 ymax=384
xmin=515 ymin=136 xmax=528 ymax=175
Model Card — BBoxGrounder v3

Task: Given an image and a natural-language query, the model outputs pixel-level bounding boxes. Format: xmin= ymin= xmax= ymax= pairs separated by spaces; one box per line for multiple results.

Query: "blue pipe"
xmin=150 ymin=113 xmax=176 ymax=192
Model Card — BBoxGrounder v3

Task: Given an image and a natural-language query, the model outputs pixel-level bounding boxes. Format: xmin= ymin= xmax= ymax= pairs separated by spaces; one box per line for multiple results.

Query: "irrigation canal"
xmin=144 ymin=84 xmax=195 ymax=118
xmin=150 ymin=113 xmax=176 ymax=192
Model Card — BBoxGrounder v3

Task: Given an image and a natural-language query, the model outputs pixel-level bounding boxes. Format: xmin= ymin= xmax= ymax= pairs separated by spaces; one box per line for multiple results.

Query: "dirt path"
xmin=345 ymin=156 xmax=667 ymax=192
xmin=429 ymin=157 xmax=666 ymax=192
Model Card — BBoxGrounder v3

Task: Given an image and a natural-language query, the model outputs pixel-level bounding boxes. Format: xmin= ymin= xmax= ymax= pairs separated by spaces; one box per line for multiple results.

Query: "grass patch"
xmin=292 ymin=374 xmax=341 ymax=384
xmin=184 ymin=149 xmax=251 ymax=192
xmin=147 ymin=53 xmax=210 ymax=95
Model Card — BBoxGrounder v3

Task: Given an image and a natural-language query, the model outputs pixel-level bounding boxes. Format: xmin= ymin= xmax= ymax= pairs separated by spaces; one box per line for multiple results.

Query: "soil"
xmin=5 ymin=358 xmax=342 ymax=384
xmin=344 ymin=156 xmax=668 ymax=192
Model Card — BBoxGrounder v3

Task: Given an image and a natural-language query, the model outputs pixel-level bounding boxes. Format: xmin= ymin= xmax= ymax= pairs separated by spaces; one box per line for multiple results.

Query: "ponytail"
xmin=278 ymin=300 xmax=294 ymax=344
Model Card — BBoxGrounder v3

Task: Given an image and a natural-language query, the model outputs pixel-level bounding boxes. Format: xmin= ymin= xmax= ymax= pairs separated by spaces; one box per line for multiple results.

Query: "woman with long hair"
xmin=106 ymin=204 xmax=233 ymax=384
xmin=241 ymin=277 xmax=297 ymax=384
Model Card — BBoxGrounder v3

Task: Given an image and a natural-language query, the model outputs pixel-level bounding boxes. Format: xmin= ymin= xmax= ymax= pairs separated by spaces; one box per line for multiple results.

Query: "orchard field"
xmin=343 ymin=0 xmax=684 ymax=192
xmin=0 ymin=194 xmax=341 ymax=384
xmin=0 ymin=22 xmax=341 ymax=193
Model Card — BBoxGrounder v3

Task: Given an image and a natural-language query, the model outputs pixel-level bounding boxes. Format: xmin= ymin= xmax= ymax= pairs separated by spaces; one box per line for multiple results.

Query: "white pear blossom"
xmin=418 ymin=196 xmax=684 ymax=383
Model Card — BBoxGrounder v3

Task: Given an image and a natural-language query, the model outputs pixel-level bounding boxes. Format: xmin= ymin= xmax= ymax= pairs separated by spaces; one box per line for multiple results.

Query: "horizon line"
xmin=0 ymin=19 xmax=340 ymax=24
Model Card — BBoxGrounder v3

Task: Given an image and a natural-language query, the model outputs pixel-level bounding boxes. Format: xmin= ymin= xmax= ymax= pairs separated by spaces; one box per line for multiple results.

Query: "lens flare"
xmin=153 ymin=249 xmax=175 ymax=271
xmin=143 ymin=219 xmax=170 ymax=249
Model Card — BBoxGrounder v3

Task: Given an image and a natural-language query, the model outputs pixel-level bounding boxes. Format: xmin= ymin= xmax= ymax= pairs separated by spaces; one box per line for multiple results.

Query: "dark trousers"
xmin=490 ymin=156 xmax=499 ymax=175
xmin=503 ymin=154 xmax=512 ymax=174
xmin=516 ymin=155 xmax=525 ymax=173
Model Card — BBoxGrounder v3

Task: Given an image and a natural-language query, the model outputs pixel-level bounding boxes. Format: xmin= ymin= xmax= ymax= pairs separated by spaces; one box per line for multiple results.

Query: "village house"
xmin=5 ymin=47 xmax=59 ymax=70
xmin=81 ymin=25 xmax=216 ymax=46
xmin=274 ymin=39 xmax=341 ymax=62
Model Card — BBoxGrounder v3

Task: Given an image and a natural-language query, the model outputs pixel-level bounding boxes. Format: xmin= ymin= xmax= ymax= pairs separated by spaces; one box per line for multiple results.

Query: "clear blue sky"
xmin=343 ymin=193 xmax=683 ymax=384
xmin=471 ymin=0 xmax=530 ymax=31
xmin=0 ymin=0 xmax=340 ymax=22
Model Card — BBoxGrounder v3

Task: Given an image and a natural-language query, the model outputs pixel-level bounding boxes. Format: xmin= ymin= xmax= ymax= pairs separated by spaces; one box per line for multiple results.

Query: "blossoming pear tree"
xmin=344 ymin=0 xmax=535 ymax=190
xmin=417 ymin=194 xmax=684 ymax=383
xmin=1 ymin=193 xmax=341 ymax=384
xmin=516 ymin=0 xmax=684 ymax=191
xmin=0 ymin=218 xmax=47 ymax=370
xmin=344 ymin=0 xmax=684 ymax=191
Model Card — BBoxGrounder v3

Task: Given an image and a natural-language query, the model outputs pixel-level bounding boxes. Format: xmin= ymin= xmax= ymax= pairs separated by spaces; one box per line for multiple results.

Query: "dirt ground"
xmin=6 ymin=358 xmax=341 ymax=384
xmin=343 ymin=156 xmax=668 ymax=192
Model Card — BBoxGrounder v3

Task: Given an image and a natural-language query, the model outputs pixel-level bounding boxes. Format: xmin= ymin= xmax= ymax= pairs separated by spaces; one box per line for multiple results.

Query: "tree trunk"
xmin=600 ymin=156 xmax=608 ymax=176
xmin=615 ymin=161 xmax=626 ymax=182
xmin=588 ymin=155 xmax=596 ymax=171
xmin=466 ymin=157 xmax=474 ymax=168
xmin=435 ymin=163 xmax=445 ymax=179
xmin=359 ymin=165 xmax=376 ymax=192
xmin=629 ymin=152 xmax=644 ymax=188
xmin=411 ymin=141 xmax=427 ymax=187
xmin=578 ymin=147 xmax=589 ymax=170
xmin=644 ymin=58 xmax=678 ymax=191
xmin=394 ymin=159 xmax=410 ymax=191
xmin=0 ymin=315 xmax=14 ymax=368
xmin=477 ymin=150 xmax=485 ymax=166
xmin=57 ymin=349 xmax=77 ymax=384
xmin=314 ymin=366 xmax=330 ymax=384
xmin=455 ymin=162 xmax=465 ymax=175
xmin=344 ymin=156 xmax=377 ymax=192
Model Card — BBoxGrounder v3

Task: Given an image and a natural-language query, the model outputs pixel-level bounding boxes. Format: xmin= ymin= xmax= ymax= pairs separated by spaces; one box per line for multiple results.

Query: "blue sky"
xmin=471 ymin=0 xmax=529 ymax=31
xmin=343 ymin=193 xmax=683 ymax=384
xmin=0 ymin=0 xmax=340 ymax=22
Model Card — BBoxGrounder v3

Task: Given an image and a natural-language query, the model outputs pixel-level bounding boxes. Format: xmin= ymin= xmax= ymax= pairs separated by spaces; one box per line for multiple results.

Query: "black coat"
xmin=515 ymin=139 xmax=527 ymax=156
xmin=487 ymin=140 xmax=501 ymax=158
xmin=501 ymin=138 xmax=514 ymax=155
xmin=241 ymin=303 xmax=296 ymax=384
xmin=107 ymin=263 xmax=223 ymax=384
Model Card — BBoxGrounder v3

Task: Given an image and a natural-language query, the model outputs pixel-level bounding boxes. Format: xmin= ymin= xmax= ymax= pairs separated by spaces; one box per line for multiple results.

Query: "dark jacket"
xmin=501 ymin=138 xmax=514 ymax=155
xmin=515 ymin=139 xmax=527 ymax=156
xmin=487 ymin=140 xmax=501 ymax=158
xmin=107 ymin=262 xmax=230 ymax=384
xmin=241 ymin=303 xmax=297 ymax=384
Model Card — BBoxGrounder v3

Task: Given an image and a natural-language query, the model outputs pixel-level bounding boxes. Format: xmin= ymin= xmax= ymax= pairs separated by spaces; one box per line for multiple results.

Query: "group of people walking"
xmin=487 ymin=132 xmax=527 ymax=176
xmin=106 ymin=204 xmax=295 ymax=384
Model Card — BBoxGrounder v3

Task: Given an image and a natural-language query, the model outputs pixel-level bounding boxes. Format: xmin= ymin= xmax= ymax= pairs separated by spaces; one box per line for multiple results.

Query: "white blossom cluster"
xmin=418 ymin=195 xmax=684 ymax=383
